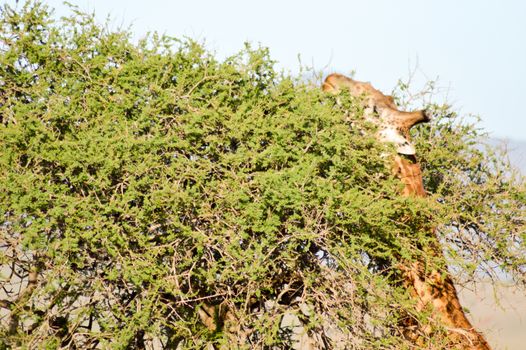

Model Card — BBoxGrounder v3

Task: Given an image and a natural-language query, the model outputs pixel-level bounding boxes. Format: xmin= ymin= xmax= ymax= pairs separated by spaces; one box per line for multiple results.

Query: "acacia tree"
xmin=1 ymin=2 xmax=524 ymax=349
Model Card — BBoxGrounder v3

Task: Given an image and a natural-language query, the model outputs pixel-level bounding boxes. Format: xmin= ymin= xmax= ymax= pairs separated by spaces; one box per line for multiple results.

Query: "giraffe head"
xmin=322 ymin=73 xmax=430 ymax=155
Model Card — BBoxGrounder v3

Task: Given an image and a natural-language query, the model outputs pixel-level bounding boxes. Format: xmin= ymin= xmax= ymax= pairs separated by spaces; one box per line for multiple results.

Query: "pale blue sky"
xmin=19 ymin=0 xmax=526 ymax=141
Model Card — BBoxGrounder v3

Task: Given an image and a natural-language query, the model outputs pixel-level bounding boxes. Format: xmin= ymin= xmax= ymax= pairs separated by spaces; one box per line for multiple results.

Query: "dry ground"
xmin=460 ymin=281 xmax=526 ymax=350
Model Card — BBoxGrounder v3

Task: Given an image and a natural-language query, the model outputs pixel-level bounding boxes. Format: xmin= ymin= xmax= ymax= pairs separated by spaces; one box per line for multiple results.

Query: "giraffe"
xmin=322 ymin=73 xmax=491 ymax=349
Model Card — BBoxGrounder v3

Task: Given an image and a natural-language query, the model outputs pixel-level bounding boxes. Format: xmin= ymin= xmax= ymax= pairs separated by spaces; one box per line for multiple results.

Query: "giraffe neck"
xmin=394 ymin=155 xmax=491 ymax=349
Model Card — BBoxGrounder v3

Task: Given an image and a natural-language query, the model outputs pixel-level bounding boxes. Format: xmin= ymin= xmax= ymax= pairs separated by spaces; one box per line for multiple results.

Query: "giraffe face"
xmin=322 ymin=73 xmax=430 ymax=155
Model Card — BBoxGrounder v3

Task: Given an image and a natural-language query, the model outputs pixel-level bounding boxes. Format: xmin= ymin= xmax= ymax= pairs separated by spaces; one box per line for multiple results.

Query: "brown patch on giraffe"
xmin=323 ymin=73 xmax=491 ymax=349
xmin=393 ymin=155 xmax=427 ymax=197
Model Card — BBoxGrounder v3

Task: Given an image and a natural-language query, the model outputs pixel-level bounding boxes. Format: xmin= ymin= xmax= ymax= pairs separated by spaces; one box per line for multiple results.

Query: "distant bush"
xmin=1 ymin=1 xmax=524 ymax=349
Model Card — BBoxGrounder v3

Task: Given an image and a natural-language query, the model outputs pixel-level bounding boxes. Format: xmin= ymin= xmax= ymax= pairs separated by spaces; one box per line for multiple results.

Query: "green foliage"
xmin=0 ymin=1 xmax=524 ymax=349
xmin=410 ymin=104 xmax=526 ymax=280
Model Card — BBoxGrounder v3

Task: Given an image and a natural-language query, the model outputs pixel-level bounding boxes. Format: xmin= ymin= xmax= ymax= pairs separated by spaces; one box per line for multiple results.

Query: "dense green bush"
xmin=1 ymin=1 xmax=524 ymax=349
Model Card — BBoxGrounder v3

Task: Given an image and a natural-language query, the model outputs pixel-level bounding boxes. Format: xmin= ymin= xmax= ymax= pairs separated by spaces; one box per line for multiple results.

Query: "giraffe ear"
xmin=378 ymin=128 xmax=416 ymax=155
xmin=322 ymin=81 xmax=336 ymax=92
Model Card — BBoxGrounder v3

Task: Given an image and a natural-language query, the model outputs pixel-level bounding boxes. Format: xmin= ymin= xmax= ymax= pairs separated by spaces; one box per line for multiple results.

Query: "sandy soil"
xmin=459 ymin=281 xmax=526 ymax=350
